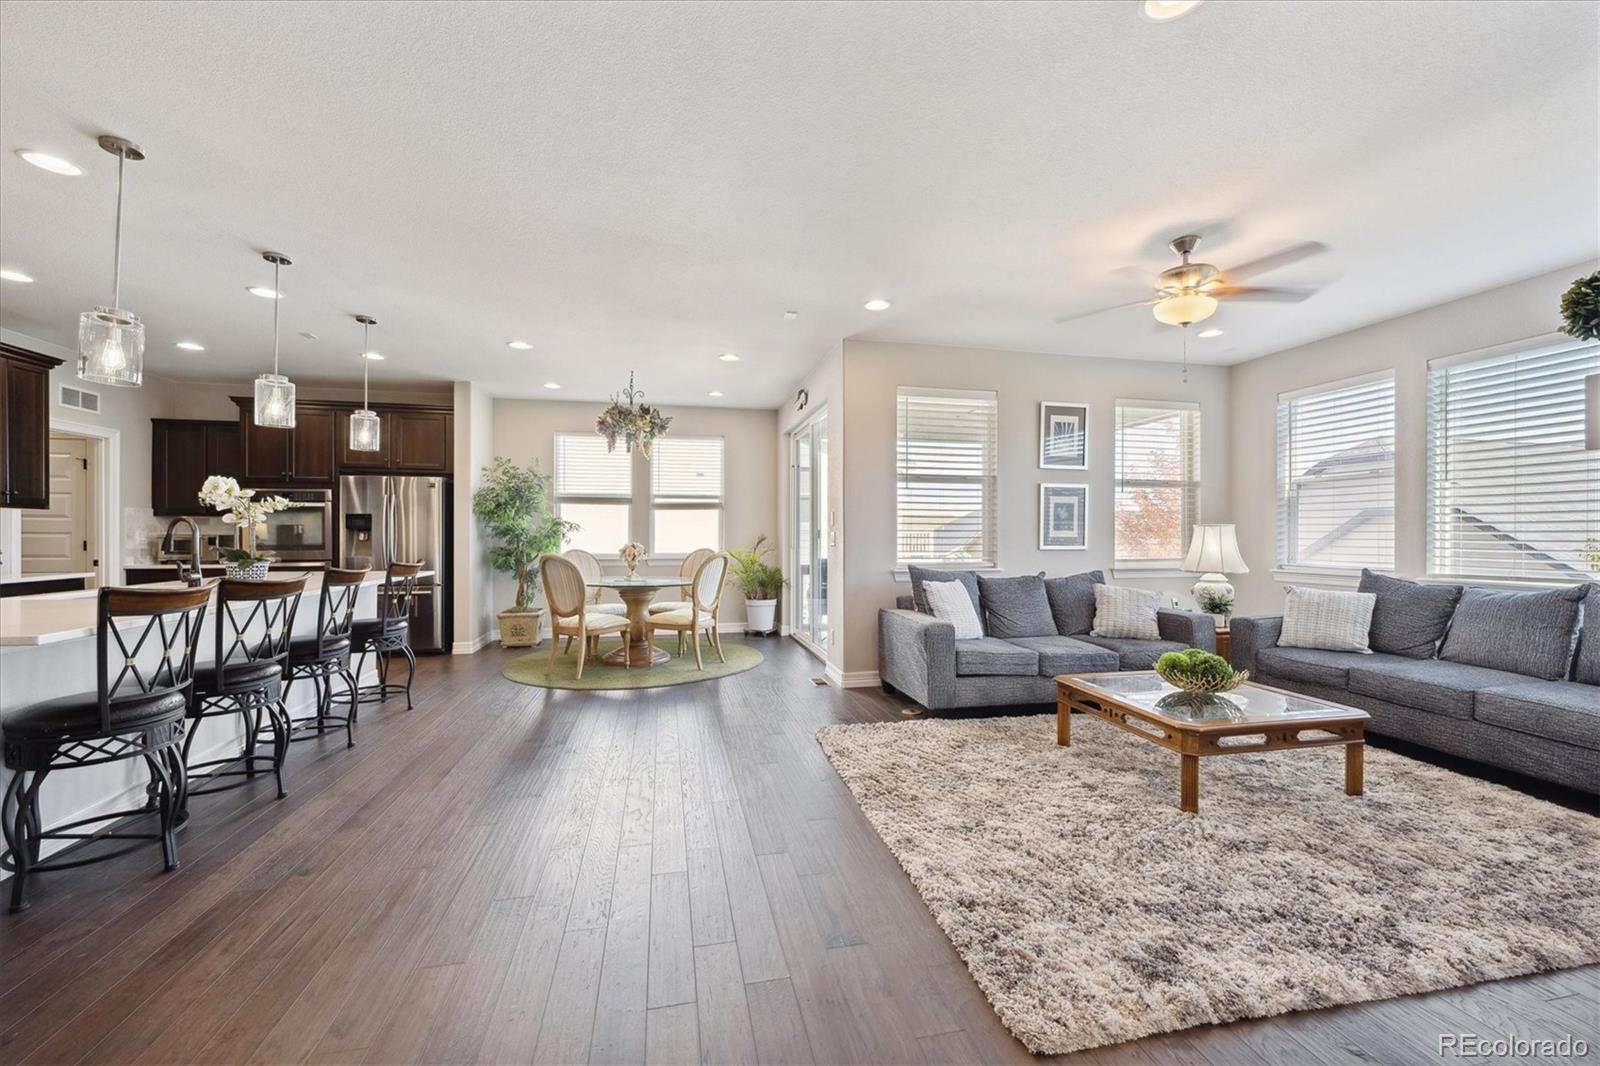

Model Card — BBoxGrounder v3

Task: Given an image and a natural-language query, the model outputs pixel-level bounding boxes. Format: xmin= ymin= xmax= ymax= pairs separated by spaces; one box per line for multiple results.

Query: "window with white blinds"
xmin=554 ymin=432 xmax=633 ymax=556
xmin=1276 ymin=373 xmax=1395 ymax=572
xmin=895 ymin=387 xmax=997 ymax=568
xmin=1114 ymin=401 xmax=1201 ymax=566
xmin=1427 ymin=336 xmax=1600 ymax=583
xmin=650 ymin=436 xmax=725 ymax=555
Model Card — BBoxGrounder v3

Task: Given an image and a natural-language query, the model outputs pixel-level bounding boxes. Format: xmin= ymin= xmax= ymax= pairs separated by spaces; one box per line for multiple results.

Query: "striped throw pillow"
xmin=924 ymin=580 xmax=985 ymax=640
xmin=1279 ymin=586 xmax=1376 ymax=653
xmin=1090 ymin=585 xmax=1162 ymax=640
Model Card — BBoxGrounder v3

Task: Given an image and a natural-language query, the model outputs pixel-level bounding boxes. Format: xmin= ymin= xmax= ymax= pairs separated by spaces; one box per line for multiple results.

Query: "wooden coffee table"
xmin=1055 ymin=671 xmax=1370 ymax=814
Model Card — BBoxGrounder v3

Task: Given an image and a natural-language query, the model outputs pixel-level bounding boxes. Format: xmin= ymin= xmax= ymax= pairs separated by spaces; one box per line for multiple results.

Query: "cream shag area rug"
xmin=816 ymin=713 xmax=1600 ymax=1056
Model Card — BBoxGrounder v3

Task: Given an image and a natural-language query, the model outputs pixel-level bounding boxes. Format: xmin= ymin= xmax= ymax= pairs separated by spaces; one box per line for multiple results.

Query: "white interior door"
xmin=20 ymin=434 xmax=91 ymax=574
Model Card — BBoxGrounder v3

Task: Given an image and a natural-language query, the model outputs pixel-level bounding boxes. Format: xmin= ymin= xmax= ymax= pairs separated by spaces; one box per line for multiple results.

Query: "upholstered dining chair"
xmin=540 ymin=554 xmax=629 ymax=680
xmin=647 ymin=547 xmax=718 ymax=616
xmin=562 ymin=548 xmax=626 ymax=653
xmin=645 ymin=552 xmax=729 ymax=670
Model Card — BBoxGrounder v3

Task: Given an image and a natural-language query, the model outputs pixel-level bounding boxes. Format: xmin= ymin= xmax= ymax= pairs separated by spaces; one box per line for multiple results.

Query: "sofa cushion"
xmin=1358 ymin=569 xmax=1462 ymax=659
xmin=1439 ymin=585 xmax=1585 ymax=681
xmin=1574 ymin=583 xmax=1600 ymax=686
xmin=1256 ymin=647 xmax=1374 ymax=688
xmin=977 ymin=573 xmax=1056 ymax=639
xmin=1004 ymin=635 xmax=1119 ymax=676
xmin=1346 ymin=657 xmax=1529 ymax=719
xmin=908 ymin=566 xmax=982 ymax=622
xmin=1077 ymin=635 xmax=1189 ymax=671
xmin=1044 ymin=570 xmax=1104 ymax=636
xmin=924 ymin=580 xmax=984 ymax=640
xmin=954 ymin=638 xmax=1040 ymax=677
xmin=1279 ymin=586 xmax=1375 ymax=653
xmin=1091 ymin=585 xmax=1162 ymax=640
xmin=1474 ymin=681 xmax=1600 ymax=752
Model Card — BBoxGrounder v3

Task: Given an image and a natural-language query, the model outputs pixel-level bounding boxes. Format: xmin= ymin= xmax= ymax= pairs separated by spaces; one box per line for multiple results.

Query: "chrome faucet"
xmin=162 ymin=517 xmax=206 ymax=587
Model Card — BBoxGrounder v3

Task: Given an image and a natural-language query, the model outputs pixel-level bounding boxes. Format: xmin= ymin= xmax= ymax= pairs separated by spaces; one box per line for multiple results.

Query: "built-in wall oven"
xmin=241 ymin=488 xmax=334 ymax=562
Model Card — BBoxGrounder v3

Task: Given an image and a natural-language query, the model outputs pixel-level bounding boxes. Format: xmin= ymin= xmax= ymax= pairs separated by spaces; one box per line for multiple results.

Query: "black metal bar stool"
xmin=282 ymin=568 xmax=368 ymax=747
xmin=181 ymin=574 xmax=308 ymax=808
xmin=351 ymin=561 xmax=423 ymax=710
xmin=1 ymin=583 xmax=212 ymax=912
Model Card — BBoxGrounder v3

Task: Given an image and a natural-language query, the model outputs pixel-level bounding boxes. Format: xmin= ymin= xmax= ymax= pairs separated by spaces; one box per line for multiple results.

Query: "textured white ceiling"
xmin=0 ymin=0 xmax=1594 ymax=407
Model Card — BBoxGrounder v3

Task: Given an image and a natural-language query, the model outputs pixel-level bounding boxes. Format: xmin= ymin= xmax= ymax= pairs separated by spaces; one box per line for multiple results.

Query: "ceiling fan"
xmin=1056 ymin=234 xmax=1327 ymax=327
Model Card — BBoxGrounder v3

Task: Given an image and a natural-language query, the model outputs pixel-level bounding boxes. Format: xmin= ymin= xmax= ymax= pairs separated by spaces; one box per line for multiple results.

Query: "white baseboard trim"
xmin=451 ymin=632 xmax=494 ymax=655
xmin=824 ymin=666 xmax=881 ymax=688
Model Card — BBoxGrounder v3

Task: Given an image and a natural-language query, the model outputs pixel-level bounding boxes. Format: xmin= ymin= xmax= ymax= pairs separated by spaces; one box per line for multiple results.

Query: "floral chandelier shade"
xmin=596 ymin=371 xmax=672 ymax=458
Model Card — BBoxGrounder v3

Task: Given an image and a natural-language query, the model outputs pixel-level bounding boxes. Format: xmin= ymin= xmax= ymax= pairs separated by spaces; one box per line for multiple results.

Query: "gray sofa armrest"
xmin=879 ymin=608 xmax=956 ymax=709
xmin=1229 ymin=615 xmax=1284 ymax=673
xmin=1157 ymin=609 xmax=1218 ymax=653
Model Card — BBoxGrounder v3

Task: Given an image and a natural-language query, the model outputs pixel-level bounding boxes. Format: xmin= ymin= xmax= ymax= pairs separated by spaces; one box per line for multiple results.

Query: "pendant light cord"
xmin=111 ymin=149 xmax=125 ymax=308
xmin=271 ymin=258 xmax=281 ymax=376
xmin=1182 ymin=325 xmax=1189 ymax=385
xmin=362 ymin=319 xmax=371 ymax=406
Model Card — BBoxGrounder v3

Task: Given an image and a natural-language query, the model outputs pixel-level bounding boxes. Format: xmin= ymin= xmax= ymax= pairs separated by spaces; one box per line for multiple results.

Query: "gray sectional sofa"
xmin=879 ymin=568 xmax=1217 ymax=711
xmin=1231 ymin=571 xmax=1599 ymax=794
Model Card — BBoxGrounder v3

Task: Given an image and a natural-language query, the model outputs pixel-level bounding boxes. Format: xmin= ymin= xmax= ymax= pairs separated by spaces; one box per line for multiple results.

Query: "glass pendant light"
xmin=77 ymin=136 xmax=146 ymax=387
xmin=253 ymin=252 xmax=296 ymax=428
xmin=349 ymin=314 xmax=381 ymax=451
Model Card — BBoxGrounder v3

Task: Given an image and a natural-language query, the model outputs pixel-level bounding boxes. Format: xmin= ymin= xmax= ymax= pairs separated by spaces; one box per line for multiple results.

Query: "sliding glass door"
xmin=790 ymin=409 xmax=829 ymax=656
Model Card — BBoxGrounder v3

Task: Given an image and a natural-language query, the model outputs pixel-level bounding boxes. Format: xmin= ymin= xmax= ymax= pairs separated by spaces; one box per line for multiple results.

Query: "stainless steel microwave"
xmin=242 ymin=487 xmax=334 ymax=562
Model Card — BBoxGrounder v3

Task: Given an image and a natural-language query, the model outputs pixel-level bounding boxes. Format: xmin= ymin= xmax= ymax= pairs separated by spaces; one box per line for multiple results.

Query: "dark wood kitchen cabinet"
xmin=336 ymin=405 xmax=452 ymax=473
xmin=237 ymin=396 xmax=451 ymax=483
xmin=236 ymin=400 xmax=335 ymax=485
xmin=0 ymin=343 xmax=63 ymax=510
xmin=151 ymin=419 xmax=242 ymax=515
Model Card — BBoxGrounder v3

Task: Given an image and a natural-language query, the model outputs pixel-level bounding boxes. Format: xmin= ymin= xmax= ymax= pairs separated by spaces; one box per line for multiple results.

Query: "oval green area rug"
xmin=503 ymin=638 xmax=763 ymax=690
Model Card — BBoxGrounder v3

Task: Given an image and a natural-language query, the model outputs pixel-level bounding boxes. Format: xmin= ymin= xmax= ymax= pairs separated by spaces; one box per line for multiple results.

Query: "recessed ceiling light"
xmin=362 ymin=351 xmax=384 ymax=360
xmin=864 ymin=298 xmax=891 ymax=311
xmin=1197 ymin=328 xmax=1224 ymax=338
xmin=784 ymin=310 xmax=799 ymax=320
xmin=1141 ymin=0 xmax=1202 ymax=22
xmin=175 ymin=341 xmax=205 ymax=351
xmin=248 ymin=286 xmax=282 ymax=299
xmin=543 ymin=381 xmax=561 ymax=389
xmin=708 ymin=390 xmax=724 ymax=398
xmin=17 ymin=150 xmax=81 ymax=176
xmin=507 ymin=340 xmax=533 ymax=350
xmin=719 ymin=352 xmax=740 ymax=362
xmin=0 ymin=269 xmax=34 ymax=283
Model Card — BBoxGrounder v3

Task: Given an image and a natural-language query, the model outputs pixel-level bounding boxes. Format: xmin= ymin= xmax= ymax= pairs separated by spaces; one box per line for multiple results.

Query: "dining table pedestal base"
xmin=599 ymin=583 xmax=673 ymax=667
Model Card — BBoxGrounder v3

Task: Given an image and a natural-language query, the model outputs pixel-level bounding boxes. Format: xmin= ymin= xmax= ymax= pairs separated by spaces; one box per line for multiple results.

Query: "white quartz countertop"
xmin=0 ymin=570 xmax=98 ymax=586
xmin=0 ymin=570 xmax=431 ymax=647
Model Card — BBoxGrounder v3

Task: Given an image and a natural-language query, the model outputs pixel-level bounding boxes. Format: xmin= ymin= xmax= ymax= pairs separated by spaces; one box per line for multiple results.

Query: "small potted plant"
xmin=1154 ymin=649 xmax=1247 ymax=710
xmin=728 ymin=535 xmax=786 ymax=634
xmin=1195 ymin=587 xmax=1234 ymax=624
xmin=472 ymin=457 xmax=576 ymax=648
xmin=198 ymin=476 xmax=290 ymax=580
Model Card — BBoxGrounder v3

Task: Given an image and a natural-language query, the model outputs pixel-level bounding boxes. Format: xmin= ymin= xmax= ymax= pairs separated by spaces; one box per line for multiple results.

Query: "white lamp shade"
xmin=1153 ymin=293 xmax=1218 ymax=327
xmin=1182 ymin=523 xmax=1248 ymax=575
xmin=77 ymin=307 xmax=144 ymax=386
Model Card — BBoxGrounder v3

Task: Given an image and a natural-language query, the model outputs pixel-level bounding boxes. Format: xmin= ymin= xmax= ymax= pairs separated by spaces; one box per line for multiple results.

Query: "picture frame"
xmin=1039 ymin=402 xmax=1089 ymax=469
xmin=1039 ymin=483 xmax=1089 ymax=550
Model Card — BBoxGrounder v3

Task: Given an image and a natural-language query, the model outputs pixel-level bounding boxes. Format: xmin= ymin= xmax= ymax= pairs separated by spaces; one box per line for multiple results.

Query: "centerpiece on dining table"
xmin=619 ymin=542 xmax=647 ymax=577
xmin=198 ymin=475 xmax=291 ymax=580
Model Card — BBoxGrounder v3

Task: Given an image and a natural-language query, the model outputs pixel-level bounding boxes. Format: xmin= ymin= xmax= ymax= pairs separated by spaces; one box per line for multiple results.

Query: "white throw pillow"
xmin=924 ymin=580 xmax=984 ymax=640
xmin=1279 ymin=586 xmax=1376 ymax=653
xmin=1090 ymin=584 xmax=1162 ymax=640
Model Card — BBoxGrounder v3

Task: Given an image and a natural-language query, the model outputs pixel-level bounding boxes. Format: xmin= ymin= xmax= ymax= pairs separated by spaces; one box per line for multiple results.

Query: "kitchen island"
xmin=0 ymin=570 xmax=426 ymax=860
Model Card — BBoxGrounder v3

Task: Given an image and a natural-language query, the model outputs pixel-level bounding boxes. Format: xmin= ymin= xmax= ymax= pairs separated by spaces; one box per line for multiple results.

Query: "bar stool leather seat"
xmin=2 ymin=691 xmax=187 ymax=741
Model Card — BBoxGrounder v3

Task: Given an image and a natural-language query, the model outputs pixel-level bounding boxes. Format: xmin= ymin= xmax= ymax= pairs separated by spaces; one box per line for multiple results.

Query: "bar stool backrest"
xmin=378 ymin=562 xmax=423 ymax=634
xmin=96 ymin=582 xmax=215 ymax=733
xmin=312 ymin=568 xmax=370 ymax=657
xmin=213 ymin=574 xmax=309 ymax=693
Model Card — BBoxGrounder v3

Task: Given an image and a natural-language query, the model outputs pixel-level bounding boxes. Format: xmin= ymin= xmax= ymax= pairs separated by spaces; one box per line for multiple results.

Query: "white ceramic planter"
xmin=745 ymin=598 xmax=777 ymax=633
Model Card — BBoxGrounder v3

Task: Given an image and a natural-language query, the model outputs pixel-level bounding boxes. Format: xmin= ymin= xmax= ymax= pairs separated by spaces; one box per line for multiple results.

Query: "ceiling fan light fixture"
xmin=1141 ymin=0 xmax=1202 ymax=22
xmin=1153 ymin=293 xmax=1218 ymax=327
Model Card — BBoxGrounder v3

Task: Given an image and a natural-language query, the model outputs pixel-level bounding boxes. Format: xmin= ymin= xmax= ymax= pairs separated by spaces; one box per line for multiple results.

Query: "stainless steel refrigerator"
xmin=338 ymin=475 xmax=449 ymax=653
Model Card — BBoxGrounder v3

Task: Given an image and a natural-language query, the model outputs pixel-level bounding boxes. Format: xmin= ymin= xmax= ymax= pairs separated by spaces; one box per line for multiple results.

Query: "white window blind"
xmin=895 ymin=387 xmax=997 ymax=568
xmin=555 ymin=432 xmax=633 ymax=556
xmin=1276 ymin=373 xmax=1395 ymax=572
xmin=1427 ymin=337 xmax=1600 ymax=583
xmin=650 ymin=436 xmax=724 ymax=554
xmin=1114 ymin=401 xmax=1200 ymax=566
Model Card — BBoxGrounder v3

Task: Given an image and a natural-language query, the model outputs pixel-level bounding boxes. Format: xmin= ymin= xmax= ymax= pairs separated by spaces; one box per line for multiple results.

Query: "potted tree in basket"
xmin=728 ymin=535 xmax=786 ymax=634
xmin=472 ymin=457 xmax=577 ymax=648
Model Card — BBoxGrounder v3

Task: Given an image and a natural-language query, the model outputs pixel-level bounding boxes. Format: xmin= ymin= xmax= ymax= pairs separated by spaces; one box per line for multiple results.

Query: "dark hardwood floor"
xmin=1 ymin=638 xmax=1594 ymax=1065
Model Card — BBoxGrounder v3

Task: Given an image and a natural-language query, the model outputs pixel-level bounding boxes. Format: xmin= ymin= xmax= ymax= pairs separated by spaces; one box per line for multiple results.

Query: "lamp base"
xmin=1191 ymin=574 xmax=1234 ymax=623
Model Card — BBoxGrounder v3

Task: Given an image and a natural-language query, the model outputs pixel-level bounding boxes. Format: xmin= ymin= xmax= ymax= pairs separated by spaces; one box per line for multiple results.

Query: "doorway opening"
xmin=19 ymin=431 xmax=99 ymax=576
xmin=789 ymin=407 xmax=829 ymax=658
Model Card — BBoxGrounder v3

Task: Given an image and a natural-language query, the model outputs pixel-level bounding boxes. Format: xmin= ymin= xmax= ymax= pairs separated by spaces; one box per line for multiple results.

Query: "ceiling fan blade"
xmin=1211 ymin=285 xmax=1317 ymax=303
xmin=1054 ymin=296 xmax=1161 ymax=324
xmin=1222 ymin=241 xmax=1327 ymax=282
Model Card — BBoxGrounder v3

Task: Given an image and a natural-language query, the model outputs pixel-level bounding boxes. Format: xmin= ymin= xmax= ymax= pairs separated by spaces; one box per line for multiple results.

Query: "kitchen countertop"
xmin=0 ymin=570 xmax=98 ymax=586
xmin=0 ymin=569 xmax=431 ymax=647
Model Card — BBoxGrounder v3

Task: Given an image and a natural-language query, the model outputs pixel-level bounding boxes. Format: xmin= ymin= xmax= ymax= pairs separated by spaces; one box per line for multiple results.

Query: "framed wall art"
xmin=1039 ymin=401 xmax=1089 ymax=469
xmin=1040 ymin=483 xmax=1089 ymax=550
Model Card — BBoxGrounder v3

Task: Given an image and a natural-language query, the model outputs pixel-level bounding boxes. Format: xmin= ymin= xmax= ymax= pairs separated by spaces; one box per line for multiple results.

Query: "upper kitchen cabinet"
xmin=0 ymin=344 xmax=64 ymax=510
xmin=234 ymin=398 xmax=336 ymax=485
xmin=238 ymin=397 xmax=451 ymax=482
xmin=151 ymin=419 xmax=242 ymax=515
xmin=336 ymin=404 xmax=452 ymax=474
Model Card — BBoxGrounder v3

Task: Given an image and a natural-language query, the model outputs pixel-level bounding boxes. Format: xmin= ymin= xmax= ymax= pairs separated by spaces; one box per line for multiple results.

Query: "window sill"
xmin=891 ymin=566 xmax=1003 ymax=582
xmin=1421 ymin=573 xmax=1597 ymax=592
xmin=1271 ymin=567 xmax=1371 ymax=589
xmin=1110 ymin=568 xmax=1191 ymax=581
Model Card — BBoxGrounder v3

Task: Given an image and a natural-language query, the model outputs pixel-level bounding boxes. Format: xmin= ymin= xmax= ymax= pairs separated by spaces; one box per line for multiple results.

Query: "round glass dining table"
xmin=585 ymin=575 xmax=686 ymax=666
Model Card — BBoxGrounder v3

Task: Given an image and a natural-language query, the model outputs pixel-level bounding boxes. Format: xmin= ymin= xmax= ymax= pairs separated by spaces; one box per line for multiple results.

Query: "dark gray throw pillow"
xmin=977 ymin=573 xmax=1056 ymax=639
xmin=1044 ymin=570 xmax=1104 ymax=636
xmin=1358 ymin=569 xmax=1462 ymax=659
xmin=1574 ymin=583 xmax=1600 ymax=685
xmin=908 ymin=565 xmax=982 ymax=621
xmin=1438 ymin=585 xmax=1586 ymax=681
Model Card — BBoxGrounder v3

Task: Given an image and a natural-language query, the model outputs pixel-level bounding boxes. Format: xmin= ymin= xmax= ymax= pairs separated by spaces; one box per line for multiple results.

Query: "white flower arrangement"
xmin=619 ymin=541 xmax=647 ymax=575
xmin=198 ymin=476 xmax=291 ymax=565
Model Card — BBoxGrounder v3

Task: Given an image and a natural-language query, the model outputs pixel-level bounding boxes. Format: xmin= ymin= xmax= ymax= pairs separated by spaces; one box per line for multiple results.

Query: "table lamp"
xmin=1182 ymin=523 xmax=1248 ymax=618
